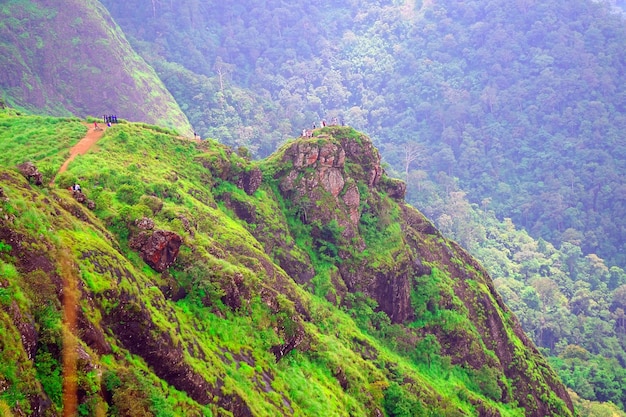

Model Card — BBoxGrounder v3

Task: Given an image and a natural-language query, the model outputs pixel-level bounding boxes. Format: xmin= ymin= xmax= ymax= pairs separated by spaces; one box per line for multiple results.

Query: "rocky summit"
xmin=0 ymin=113 xmax=572 ymax=416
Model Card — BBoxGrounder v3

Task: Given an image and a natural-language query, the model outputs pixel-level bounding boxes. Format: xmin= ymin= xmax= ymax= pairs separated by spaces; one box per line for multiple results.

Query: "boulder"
xmin=130 ymin=229 xmax=182 ymax=272
xmin=17 ymin=161 xmax=43 ymax=185
xmin=135 ymin=217 xmax=155 ymax=230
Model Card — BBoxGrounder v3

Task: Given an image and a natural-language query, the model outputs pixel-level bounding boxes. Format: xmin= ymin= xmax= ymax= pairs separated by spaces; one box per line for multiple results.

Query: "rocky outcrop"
xmin=277 ymin=130 xmax=376 ymax=248
xmin=130 ymin=229 xmax=182 ymax=272
xmin=105 ymin=291 xmax=213 ymax=404
xmin=17 ymin=161 xmax=43 ymax=185
xmin=72 ymin=190 xmax=96 ymax=210
xmin=135 ymin=216 xmax=155 ymax=230
xmin=273 ymin=128 xmax=414 ymax=321
xmin=237 ymin=167 xmax=263 ymax=195
xmin=267 ymin=128 xmax=573 ymax=416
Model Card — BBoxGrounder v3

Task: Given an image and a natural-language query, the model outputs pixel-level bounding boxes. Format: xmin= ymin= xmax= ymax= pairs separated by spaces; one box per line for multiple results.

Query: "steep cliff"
xmin=0 ymin=112 xmax=572 ymax=416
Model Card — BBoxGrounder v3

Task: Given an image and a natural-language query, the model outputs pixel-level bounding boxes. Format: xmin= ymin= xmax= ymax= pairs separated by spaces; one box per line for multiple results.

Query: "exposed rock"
xmin=135 ymin=216 xmax=155 ymax=230
xmin=130 ymin=229 xmax=182 ymax=272
xmin=105 ymin=292 xmax=212 ymax=404
xmin=77 ymin=312 xmax=111 ymax=355
xmin=342 ymin=182 xmax=361 ymax=226
xmin=238 ymin=167 xmax=263 ymax=195
xmin=270 ymin=320 xmax=306 ymax=362
xmin=220 ymin=272 xmax=249 ymax=310
xmin=338 ymin=259 xmax=415 ymax=324
xmin=275 ymin=250 xmax=316 ymax=284
xmin=9 ymin=301 xmax=37 ymax=360
xmin=72 ymin=190 xmax=96 ymax=210
xmin=178 ymin=215 xmax=194 ymax=237
xmin=17 ymin=161 xmax=43 ymax=185
xmin=380 ymin=177 xmax=406 ymax=200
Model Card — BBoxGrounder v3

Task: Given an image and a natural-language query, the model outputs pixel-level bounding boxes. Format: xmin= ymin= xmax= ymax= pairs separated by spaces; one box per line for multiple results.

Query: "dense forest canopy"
xmin=101 ymin=0 xmax=626 ymax=271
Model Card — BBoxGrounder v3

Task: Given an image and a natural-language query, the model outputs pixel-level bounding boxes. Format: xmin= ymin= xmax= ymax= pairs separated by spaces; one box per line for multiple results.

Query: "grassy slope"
xmin=0 ymin=111 xmax=570 ymax=416
xmin=0 ymin=0 xmax=192 ymax=135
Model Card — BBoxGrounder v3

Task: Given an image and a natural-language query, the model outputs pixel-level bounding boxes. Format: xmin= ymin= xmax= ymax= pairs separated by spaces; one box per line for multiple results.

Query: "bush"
xmin=116 ymin=183 xmax=144 ymax=205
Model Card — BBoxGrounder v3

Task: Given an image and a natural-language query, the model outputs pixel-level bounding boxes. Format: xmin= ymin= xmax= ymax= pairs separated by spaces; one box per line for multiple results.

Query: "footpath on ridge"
xmin=51 ymin=123 xmax=107 ymax=185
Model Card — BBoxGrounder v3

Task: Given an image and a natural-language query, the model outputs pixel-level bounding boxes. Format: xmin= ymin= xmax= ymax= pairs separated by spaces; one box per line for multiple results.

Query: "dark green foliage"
xmin=383 ymin=382 xmax=424 ymax=417
xmin=115 ymin=183 xmax=144 ymax=205
xmin=469 ymin=366 xmax=503 ymax=402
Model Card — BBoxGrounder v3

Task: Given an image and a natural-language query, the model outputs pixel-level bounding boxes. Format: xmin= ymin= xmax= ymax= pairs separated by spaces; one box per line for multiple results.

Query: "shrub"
xmin=116 ymin=183 xmax=144 ymax=205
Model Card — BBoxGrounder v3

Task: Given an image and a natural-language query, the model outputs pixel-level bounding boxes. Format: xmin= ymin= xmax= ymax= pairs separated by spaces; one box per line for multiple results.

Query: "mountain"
xmin=2 ymin=0 xmax=626 ymax=412
xmin=0 ymin=109 xmax=573 ymax=416
xmin=0 ymin=0 xmax=192 ymax=135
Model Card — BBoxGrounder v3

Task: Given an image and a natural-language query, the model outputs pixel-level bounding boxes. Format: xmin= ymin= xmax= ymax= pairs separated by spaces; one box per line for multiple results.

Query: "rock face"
xmin=130 ymin=229 xmax=182 ymax=272
xmin=238 ymin=167 xmax=263 ymax=195
xmin=72 ymin=190 xmax=96 ymax=210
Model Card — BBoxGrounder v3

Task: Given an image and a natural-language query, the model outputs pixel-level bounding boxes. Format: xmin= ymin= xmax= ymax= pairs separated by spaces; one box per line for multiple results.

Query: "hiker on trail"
xmin=72 ymin=183 xmax=81 ymax=192
xmin=322 ymin=119 xmax=327 ymax=127
xmin=107 ymin=121 xmax=111 ymax=128
xmin=94 ymin=121 xmax=98 ymax=129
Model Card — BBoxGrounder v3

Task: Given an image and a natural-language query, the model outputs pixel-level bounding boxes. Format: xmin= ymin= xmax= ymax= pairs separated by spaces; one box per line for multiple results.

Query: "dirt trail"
xmin=52 ymin=123 xmax=106 ymax=184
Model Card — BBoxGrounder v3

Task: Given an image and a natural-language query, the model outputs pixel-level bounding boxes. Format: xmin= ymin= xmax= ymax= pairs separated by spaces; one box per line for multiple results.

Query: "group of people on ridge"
xmin=302 ymin=117 xmax=343 ymax=137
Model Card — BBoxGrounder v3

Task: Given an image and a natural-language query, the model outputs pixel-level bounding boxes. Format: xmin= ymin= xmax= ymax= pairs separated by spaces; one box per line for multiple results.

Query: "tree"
xmin=402 ymin=141 xmax=425 ymax=183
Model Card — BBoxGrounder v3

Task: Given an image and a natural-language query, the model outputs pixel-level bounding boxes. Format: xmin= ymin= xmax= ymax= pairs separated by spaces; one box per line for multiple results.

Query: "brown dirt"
xmin=52 ymin=123 xmax=107 ymax=184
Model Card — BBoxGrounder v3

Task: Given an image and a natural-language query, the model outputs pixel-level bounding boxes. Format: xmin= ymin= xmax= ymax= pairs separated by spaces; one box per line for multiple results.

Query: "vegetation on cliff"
xmin=0 ymin=110 xmax=573 ymax=416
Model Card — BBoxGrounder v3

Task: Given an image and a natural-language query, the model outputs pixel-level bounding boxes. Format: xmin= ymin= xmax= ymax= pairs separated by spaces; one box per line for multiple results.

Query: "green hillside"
xmin=92 ymin=0 xmax=626 ymax=407
xmin=0 ymin=110 xmax=572 ymax=416
xmin=0 ymin=0 xmax=192 ymax=135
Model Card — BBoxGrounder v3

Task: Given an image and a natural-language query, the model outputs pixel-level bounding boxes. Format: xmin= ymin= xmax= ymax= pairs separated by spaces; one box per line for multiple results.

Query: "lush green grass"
xmin=0 ymin=113 xmax=573 ymax=416
xmin=0 ymin=110 xmax=85 ymax=174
